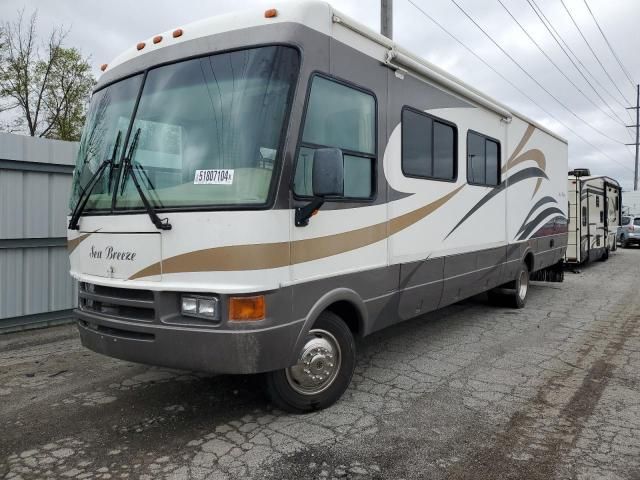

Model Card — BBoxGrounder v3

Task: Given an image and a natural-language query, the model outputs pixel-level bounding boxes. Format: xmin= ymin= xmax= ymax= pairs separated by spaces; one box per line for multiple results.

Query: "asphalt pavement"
xmin=1 ymin=248 xmax=639 ymax=480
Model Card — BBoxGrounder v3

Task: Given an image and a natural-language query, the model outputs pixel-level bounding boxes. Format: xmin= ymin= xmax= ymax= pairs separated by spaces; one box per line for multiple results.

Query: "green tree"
xmin=0 ymin=10 xmax=96 ymax=141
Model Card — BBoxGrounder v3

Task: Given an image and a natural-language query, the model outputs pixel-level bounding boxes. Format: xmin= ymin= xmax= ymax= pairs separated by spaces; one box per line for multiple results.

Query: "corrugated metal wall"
xmin=0 ymin=132 xmax=78 ymax=332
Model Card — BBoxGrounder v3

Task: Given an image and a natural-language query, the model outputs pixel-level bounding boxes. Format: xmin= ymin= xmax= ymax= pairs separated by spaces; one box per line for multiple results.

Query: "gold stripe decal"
xmin=129 ymin=185 xmax=464 ymax=280
xmin=67 ymin=231 xmax=96 ymax=254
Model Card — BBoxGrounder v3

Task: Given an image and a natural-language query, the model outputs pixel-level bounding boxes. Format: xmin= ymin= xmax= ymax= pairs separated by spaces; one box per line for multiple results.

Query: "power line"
xmin=526 ymin=0 xmax=633 ymax=123
xmin=496 ymin=0 xmax=627 ymax=128
xmin=583 ymin=0 xmax=635 ymax=88
xmin=559 ymin=0 xmax=632 ymax=105
xmin=403 ymin=0 xmax=635 ymax=174
xmin=445 ymin=0 xmax=627 ymax=146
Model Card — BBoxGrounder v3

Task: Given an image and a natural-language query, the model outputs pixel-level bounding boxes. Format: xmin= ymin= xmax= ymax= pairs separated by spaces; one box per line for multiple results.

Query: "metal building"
xmin=0 ymin=132 xmax=78 ymax=332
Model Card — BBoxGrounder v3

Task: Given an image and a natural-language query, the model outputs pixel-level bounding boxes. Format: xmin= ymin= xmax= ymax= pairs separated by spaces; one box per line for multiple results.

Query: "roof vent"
xmin=569 ymin=168 xmax=590 ymax=177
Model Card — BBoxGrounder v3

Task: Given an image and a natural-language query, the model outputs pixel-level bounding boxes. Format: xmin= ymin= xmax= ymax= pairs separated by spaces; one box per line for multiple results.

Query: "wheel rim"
xmin=285 ymin=329 xmax=342 ymax=395
xmin=518 ymin=270 xmax=529 ymax=300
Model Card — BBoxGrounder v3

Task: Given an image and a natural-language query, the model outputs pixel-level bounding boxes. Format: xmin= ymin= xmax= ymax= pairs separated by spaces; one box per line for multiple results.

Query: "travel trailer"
xmin=67 ymin=2 xmax=568 ymax=412
xmin=566 ymin=169 xmax=621 ymax=264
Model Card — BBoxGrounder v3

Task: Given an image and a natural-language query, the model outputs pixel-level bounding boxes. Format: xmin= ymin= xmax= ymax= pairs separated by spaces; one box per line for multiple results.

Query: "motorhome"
xmin=566 ymin=169 xmax=621 ymax=264
xmin=67 ymin=2 xmax=568 ymax=412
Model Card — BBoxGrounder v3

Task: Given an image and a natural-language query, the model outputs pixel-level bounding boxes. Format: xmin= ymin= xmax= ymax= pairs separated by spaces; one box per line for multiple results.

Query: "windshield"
xmin=70 ymin=46 xmax=299 ymax=212
xmin=69 ymin=74 xmax=143 ymax=210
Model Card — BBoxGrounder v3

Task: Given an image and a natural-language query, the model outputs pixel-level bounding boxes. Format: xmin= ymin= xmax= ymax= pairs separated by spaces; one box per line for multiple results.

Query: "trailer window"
xmin=293 ymin=75 xmax=376 ymax=199
xmin=621 ymin=216 xmax=631 ymax=225
xmin=467 ymin=131 xmax=500 ymax=186
xmin=596 ymin=196 xmax=600 ymax=207
xmin=582 ymin=207 xmax=587 ymax=226
xmin=401 ymin=107 xmax=456 ymax=181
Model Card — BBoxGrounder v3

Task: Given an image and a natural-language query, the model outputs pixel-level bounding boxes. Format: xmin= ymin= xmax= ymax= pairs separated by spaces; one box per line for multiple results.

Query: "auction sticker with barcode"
xmin=194 ymin=169 xmax=234 ymax=185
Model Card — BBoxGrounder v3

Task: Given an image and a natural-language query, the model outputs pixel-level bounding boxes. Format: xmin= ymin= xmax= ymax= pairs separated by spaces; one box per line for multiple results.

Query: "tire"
xmin=599 ymin=248 xmax=609 ymax=261
xmin=621 ymin=237 xmax=629 ymax=249
xmin=504 ymin=264 xmax=529 ymax=309
xmin=264 ymin=311 xmax=356 ymax=413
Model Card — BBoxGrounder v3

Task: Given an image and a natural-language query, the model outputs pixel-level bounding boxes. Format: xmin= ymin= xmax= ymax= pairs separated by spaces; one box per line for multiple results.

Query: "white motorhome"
xmin=566 ymin=169 xmax=621 ymax=264
xmin=67 ymin=2 xmax=568 ymax=412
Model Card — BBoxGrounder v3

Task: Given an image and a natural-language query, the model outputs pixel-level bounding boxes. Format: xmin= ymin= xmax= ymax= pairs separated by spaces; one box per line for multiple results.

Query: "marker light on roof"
xmin=136 ymin=42 xmax=145 ymax=51
xmin=100 ymin=64 xmax=108 ymax=72
xmin=264 ymin=8 xmax=278 ymax=18
xmin=153 ymin=35 xmax=162 ymax=44
xmin=172 ymin=28 xmax=183 ymax=38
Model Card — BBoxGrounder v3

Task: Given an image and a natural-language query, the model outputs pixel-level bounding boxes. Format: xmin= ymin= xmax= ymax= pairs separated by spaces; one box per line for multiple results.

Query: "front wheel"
xmin=264 ymin=311 xmax=356 ymax=413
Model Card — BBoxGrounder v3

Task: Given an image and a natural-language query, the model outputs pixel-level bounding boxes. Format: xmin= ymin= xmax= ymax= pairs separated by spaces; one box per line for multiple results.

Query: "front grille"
xmin=79 ymin=282 xmax=156 ymax=322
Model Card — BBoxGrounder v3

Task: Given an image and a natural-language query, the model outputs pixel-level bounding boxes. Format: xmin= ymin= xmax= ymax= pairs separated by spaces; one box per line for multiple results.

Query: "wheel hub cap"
xmin=286 ymin=329 xmax=341 ymax=395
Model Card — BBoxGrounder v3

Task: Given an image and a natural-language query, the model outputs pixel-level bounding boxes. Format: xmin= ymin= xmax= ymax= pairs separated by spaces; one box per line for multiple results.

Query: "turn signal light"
xmin=137 ymin=42 xmax=145 ymax=51
xmin=229 ymin=295 xmax=265 ymax=321
xmin=100 ymin=63 xmax=108 ymax=71
xmin=173 ymin=28 xmax=183 ymax=38
xmin=265 ymin=9 xmax=278 ymax=18
xmin=153 ymin=35 xmax=162 ymax=44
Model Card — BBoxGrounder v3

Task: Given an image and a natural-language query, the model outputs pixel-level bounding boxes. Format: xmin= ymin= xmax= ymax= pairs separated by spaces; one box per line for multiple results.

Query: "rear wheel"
xmin=599 ymin=247 xmax=609 ymax=261
xmin=264 ymin=311 xmax=356 ymax=413
xmin=489 ymin=263 xmax=529 ymax=309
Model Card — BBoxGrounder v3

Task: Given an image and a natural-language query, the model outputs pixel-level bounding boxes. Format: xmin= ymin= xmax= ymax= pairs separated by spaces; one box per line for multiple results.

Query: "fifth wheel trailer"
xmin=566 ymin=169 xmax=621 ymax=264
xmin=67 ymin=2 xmax=568 ymax=412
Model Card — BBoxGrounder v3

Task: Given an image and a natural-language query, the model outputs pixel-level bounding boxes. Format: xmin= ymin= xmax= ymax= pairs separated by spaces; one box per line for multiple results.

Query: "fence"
xmin=0 ymin=132 xmax=78 ymax=333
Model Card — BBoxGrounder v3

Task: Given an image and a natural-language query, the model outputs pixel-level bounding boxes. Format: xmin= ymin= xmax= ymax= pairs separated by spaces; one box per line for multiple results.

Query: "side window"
xmin=596 ymin=196 xmax=600 ymax=207
xmin=621 ymin=216 xmax=631 ymax=226
xmin=401 ymin=107 xmax=456 ymax=181
xmin=582 ymin=206 xmax=587 ymax=226
xmin=467 ymin=131 xmax=500 ymax=186
xmin=634 ymin=218 xmax=640 ymax=227
xmin=600 ymin=211 xmax=604 ymax=223
xmin=293 ymin=75 xmax=375 ymax=199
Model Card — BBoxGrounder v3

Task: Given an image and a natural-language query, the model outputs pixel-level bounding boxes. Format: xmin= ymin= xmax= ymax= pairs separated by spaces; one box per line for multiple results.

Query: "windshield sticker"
xmin=194 ymin=169 xmax=234 ymax=185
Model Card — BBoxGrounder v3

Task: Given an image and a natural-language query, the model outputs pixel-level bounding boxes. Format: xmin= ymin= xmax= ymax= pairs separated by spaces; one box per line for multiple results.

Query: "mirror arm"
xmin=295 ymin=197 xmax=325 ymax=227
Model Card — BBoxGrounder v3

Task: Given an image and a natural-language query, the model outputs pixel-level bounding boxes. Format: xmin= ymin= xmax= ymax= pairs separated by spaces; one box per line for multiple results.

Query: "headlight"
xmin=181 ymin=295 xmax=219 ymax=320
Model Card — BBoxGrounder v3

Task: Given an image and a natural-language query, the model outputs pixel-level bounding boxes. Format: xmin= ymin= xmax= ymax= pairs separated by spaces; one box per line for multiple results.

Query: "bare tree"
xmin=0 ymin=10 xmax=95 ymax=140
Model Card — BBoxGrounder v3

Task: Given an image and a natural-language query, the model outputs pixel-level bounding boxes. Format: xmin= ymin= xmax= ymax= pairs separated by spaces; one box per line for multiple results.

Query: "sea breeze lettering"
xmin=89 ymin=245 xmax=136 ymax=261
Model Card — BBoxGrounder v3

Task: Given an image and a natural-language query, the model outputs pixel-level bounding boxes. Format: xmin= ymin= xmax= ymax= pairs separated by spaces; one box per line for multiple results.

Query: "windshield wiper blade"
xmin=68 ymin=131 xmax=122 ymax=230
xmin=122 ymin=128 xmax=172 ymax=231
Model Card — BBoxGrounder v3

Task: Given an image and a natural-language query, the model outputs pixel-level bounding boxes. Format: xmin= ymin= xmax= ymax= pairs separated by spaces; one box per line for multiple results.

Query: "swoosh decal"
xmin=129 ymin=185 xmax=465 ymax=279
xmin=67 ymin=230 xmax=100 ymax=254
xmin=445 ymin=167 xmax=548 ymax=239
xmin=504 ymin=124 xmax=536 ymax=170
xmin=516 ymin=196 xmax=558 ymax=236
xmin=517 ymin=207 xmax=566 ymax=240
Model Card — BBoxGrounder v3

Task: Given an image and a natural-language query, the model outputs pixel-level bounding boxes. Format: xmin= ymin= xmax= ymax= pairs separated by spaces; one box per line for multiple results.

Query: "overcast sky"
xmin=2 ymin=0 xmax=638 ymax=189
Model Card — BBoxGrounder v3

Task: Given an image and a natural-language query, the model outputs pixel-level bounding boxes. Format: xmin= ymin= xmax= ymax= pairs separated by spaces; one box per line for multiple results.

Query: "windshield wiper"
xmin=68 ymin=131 xmax=122 ymax=230
xmin=121 ymin=128 xmax=172 ymax=231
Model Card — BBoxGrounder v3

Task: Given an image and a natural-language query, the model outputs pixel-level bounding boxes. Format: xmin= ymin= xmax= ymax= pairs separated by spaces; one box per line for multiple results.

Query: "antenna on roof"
xmin=381 ymin=0 xmax=393 ymax=39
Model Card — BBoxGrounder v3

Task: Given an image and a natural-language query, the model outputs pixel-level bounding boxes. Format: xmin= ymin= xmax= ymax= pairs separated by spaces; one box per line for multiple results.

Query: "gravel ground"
xmin=1 ymin=248 xmax=639 ymax=480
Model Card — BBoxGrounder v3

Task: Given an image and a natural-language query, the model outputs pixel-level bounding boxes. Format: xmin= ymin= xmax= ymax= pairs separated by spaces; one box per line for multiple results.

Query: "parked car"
xmin=618 ymin=216 xmax=640 ymax=247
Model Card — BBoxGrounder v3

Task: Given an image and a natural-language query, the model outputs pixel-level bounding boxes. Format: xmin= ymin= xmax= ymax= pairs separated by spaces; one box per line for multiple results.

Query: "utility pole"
xmin=626 ymin=84 xmax=640 ymax=190
xmin=381 ymin=0 xmax=393 ymax=39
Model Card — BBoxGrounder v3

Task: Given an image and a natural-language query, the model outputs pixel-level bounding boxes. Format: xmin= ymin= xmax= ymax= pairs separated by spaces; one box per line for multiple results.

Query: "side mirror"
xmin=312 ymin=148 xmax=344 ymax=197
xmin=295 ymin=148 xmax=344 ymax=227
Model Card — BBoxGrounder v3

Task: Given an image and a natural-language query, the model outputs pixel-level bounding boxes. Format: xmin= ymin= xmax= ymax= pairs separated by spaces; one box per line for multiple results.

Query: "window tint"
xmin=401 ymin=108 xmax=456 ymax=181
xmin=596 ymin=196 xmax=600 ymax=207
xmin=622 ymin=216 xmax=631 ymax=225
xmin=467 ymin=131 xmax=500 ymax=186
xmin=635 ymin=218 xmax=640 ymax=227
xmin=293 ymin=76 xmax=375 ymax=199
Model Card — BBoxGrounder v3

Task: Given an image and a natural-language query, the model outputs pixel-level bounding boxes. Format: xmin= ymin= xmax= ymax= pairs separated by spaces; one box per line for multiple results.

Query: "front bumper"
xmin=75 ymin=282 xmax=301 ymax=374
